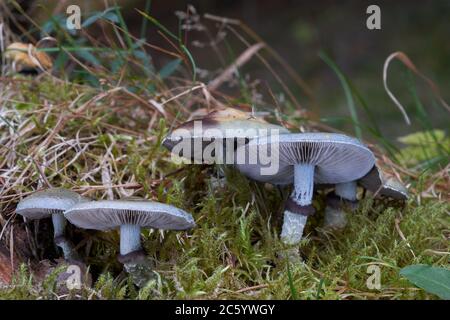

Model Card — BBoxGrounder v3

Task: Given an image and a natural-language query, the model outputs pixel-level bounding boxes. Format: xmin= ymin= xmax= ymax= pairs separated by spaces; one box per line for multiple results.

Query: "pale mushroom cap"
xmin=163 ymin=108 xmax=289 ymax=156
xmin=16 ymin=188 xmax=87 ymax=220
xmin=166 ymin=120 xmax=289 ymax=141
xmin=236 ymin=133 xmax=375 ymax=185
xmin=359 ymin=166 xmax=408 ymax=200
xmin=64 ymin=200 xmax=196 ymax=231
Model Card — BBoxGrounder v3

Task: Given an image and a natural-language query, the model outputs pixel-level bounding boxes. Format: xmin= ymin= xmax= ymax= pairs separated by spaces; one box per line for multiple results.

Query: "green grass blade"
xmin=140 ymin=0 xmax=152 ymax=40
xmin=137 ymin=9 xmax=197 ymax=81
xmin=286 ymin=261 xmax=298 ymax=300
xmin=114 ymin=7 xmax=134 ymax=50
xmin=319 ymin=51 xmax=362 ymax=140
xmin=137 ymin=9 xmax=179 ymax=41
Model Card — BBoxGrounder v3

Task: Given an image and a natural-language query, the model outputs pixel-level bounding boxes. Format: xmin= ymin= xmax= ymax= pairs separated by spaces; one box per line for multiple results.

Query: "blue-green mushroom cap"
xmin=16 ymin=188 xmax=88 ymax=220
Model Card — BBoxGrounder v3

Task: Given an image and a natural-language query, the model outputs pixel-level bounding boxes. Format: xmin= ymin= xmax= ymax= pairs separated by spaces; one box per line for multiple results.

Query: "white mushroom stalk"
xmin=120 ymin=224 xmax=142 ymax=256
xmin=280 ymin=210 xmax=308 ymax=245
xmin=15 ymin=188 xmax=86 ymax=261
xmin=281 ymin=163 xmax=315 ymax=244
xmin=52 ymin=213 xmax=67 ymax=238
xmin=292 ymin=164 xmax=315 ymax=206
xmin=236 ymin=133 xmax=375 ymax=246
xmin=51 ymin=213 xmax=77 ymax=260
xmin=335 ymin=181 xmax=357 ymax=201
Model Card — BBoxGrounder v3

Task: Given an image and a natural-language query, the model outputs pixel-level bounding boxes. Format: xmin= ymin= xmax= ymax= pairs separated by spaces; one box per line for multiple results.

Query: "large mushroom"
xmin=235 ymin=133 xmax=375 ymax=245
xmin=64 ymin=199 xmax=195 ymax=286
xmin=16 ymin=188 xmax=87 ymax=260
xmin=162 ymin=107 xmax=289 ymax=164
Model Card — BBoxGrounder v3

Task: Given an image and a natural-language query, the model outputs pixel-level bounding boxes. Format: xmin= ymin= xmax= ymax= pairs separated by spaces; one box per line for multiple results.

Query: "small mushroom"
xmin=64 ymin=199 xmax=195 ymax=286
xmin=4 ymin=42 xmax=53 ymax=74
xmin=324 ymin=165 xmax=408 ymax=229
xmin=236 ymin=133 xmax=375 ymax=245
xmin=16 ymin=188 xmax=87 ymax=260
xmin=163 ymin=107 xmax=289 ymax=164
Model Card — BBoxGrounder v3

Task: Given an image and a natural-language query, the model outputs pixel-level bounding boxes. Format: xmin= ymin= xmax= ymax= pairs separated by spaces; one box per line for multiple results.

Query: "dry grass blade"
xmin=394 ymin=218 xmax=416 ymax=258
xmin=383 ymin=51 xmax=450 ymax=125
xmin=208 ymin=43 xmax=265 ymax=91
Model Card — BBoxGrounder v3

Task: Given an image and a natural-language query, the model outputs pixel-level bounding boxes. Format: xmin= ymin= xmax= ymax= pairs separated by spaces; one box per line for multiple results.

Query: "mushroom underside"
xmin=235 ymin=133 xmax=375 ymax=245
xmin=65 ymin=208 xmax=195 ymax=231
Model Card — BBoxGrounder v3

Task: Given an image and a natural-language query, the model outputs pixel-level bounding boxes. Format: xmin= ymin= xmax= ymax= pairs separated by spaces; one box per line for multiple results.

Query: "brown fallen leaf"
xmin=4 ymin=42 xmax=53 ymax=72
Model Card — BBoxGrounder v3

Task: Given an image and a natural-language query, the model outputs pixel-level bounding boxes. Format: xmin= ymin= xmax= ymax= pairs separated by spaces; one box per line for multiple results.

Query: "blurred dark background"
xmin=7 ymin=0 xmax=450 ymax=140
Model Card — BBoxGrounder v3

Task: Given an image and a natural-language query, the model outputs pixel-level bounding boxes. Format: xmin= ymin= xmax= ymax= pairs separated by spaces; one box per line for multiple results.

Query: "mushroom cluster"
xmin=324 ymin=165 xmax=408 ymax=230
xmin=16 ymin=188 xmax=88 ymax=261
xmin=16 ymin=190 xmax=195 ymax=287
xmin=15 ymin=107 xmax=409 ymax=288
xmin=163 ymin=108 xmax=409 ymax=247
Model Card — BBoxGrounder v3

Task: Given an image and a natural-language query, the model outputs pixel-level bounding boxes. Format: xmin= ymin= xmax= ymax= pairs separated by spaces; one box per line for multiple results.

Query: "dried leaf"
xmin=5 ymin=42 xmax=53 ymax=71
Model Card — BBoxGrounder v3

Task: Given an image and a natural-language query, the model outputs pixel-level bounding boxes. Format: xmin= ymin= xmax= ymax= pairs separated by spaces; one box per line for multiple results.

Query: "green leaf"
xmin=54 ymin=51 xmax=69 ymax=70
xmin=396 ymin=130 xmax=450 ymax=168
xmin=137 ymin=9 xmax=179 ymax=41
xmin=158 ymin=59 xmax=181 ymax=79
xmin=398 ymin=130 xmax=446 ymax=146
xmin=41 ymin=14 xmax=76 ymax=36
xmin=137 ymin=9 xmax=197 ymax=81
xmin=133 ymin=50 xmax=154 ymax=75
xmin=75 ymin=50 xmax=101 ymax=66
xmin=400 ymin=264 xmax=450 ymax=299
xmin=140 ymin=0 xmax=153 ymax=39
xmin=82 ymin=7 xmax=119 ymax=28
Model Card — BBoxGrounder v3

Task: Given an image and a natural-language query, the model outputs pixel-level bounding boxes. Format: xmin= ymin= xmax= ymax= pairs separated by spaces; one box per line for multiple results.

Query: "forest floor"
xmin=0 ymin=6 xmax=449 ymax=299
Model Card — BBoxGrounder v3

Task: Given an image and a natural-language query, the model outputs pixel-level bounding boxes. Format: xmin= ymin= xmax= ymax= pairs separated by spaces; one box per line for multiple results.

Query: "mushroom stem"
xmin=335 ymin=181 xmax=357 ymax=201
xmin=52 ymin=213 xmax=67 ymax=238
xmin=56 ymin=238 xmax=77 ymax=261
xmin=324 ymin=181 xmax=358 ymax=229
xmin=280 ymin=163 xmax=315 ymax=245
xmin=280 ymin=210 xmax=307 ymax=245
xmin=292 ymin=163 xmax=315 ymax=206
xmin=323 ymin=206 xmax=347 ymax=229
xmin=120 ymin=224 xmax=142 ymax=256
xmin=52 ymin=213 xmax=78 ymax=260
